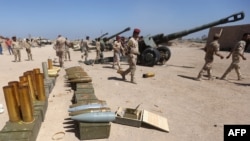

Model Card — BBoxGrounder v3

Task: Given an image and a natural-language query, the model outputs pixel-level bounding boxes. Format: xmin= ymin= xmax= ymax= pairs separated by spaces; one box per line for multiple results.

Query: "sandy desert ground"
xmin=0 ymin=41 xmax=249 ymax=141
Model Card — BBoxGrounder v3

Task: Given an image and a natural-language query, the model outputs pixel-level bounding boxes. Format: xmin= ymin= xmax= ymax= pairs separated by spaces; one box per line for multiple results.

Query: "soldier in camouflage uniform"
xmin=80 ymin=36 xmax=90 ymax=61
xmin=11 ymin=36 xmax=22 ymax=62
xmin=54 ymin=35 xmax=66 ymax=67
xmin=24 ymin=39 xmax=33 ymax=61
xmin=64 ymin=38 xmax=71 ymax=61
xmin=196 ymin=33 xmax=224 ymax=80
xmin=221 ymin=33 xmax=250 ymax=80
xmin=120 ymin=28 xmax=140 ymax=84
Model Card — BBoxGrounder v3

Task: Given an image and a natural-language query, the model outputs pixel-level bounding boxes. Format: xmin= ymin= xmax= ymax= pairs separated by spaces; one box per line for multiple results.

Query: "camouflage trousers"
xmin=197 ymin=61 xmax=213 ymax=79
xmin=221 ymin=62 xmax=242 ymax=80
xmin=123 ymin=54 xmax=137 ymax=82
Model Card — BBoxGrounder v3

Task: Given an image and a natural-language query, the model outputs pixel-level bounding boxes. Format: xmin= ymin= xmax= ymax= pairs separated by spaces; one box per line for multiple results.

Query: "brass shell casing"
xmin=3 ymin=85 xmax=21 ymax=122
xmin=24 ymin=71 xmax=38 ymax=97
xmin=35 ymin=73 xmax=46 ymax=101
xmin=8 ymin=81 xmax=20 ymax=107
xmin=19 ymin=75 xmax=28 ymax=82
xmin=22 ymin=74 xmax=37 ymax=101
xmin=48 ymin=59 xmax=53 ymax=69
xmin=19 ymin=85 xmax=34 ymax=123
xmin=33 ymin=68 xmax=41 ymax=74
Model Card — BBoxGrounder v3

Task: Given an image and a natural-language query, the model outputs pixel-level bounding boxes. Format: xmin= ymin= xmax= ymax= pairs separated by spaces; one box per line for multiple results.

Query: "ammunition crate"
xmin=79 ymin=122 xmax=110 ymax=140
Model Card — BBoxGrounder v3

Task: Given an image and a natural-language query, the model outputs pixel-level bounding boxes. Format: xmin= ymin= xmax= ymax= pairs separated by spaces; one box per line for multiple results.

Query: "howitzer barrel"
xmin=97 ymin=32 xmax=108 ymax=39
xmin=104 ymin=27 xmax=131 ymax=41
xmin=155 ymin=11 xmax=244 ymax=44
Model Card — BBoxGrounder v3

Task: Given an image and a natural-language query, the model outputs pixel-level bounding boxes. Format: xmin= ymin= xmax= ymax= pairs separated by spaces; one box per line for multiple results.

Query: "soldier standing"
xmin=196 ymin=33 xmax=224 ymax=81
xmin=5 ymin=38 xmax=13 ymax=55
xmin=0 ymin=36 xmax=4 ymax=55
xmin=80 ymin=36 xmax=90 ymax=61
xmin=64 ymin=38 xmax=71 ymax=61
xmin=95 ymin=38 xmax=101 ymax=62
xmin=11 ymin=36 xmax=22 ymax=62
xmin=54 ymin=35 xmax=66 ymax=67
xmin=24 ymin=39 xmax=33 ymax=61
xmin=220 ymin=33 xmax=250 ymax=80
xmin=120 ymin=28 xmax=140 ymax=84
xmin=112 ymin=36 xmax=123 ymax=69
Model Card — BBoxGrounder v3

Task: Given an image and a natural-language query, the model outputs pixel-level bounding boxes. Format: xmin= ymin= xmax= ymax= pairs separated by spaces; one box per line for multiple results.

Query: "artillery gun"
xmin=102 ymin=27 xmax=131 ymax=51
xmin=138 ymin=11 xmax=244 ymax=66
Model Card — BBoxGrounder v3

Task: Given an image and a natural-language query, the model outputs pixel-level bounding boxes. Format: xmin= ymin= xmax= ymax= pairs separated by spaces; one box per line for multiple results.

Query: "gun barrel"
xmin=98 ymin=32 xmax=108 ymax=39
xmin=157 ymin=11 xmax=244 ymax=44
xmin=104 ymin=27 xmax=131 ymax=41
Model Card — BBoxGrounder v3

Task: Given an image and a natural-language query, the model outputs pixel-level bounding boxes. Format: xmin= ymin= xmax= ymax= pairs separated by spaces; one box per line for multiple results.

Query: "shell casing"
xmin=3 ymin=85 xmax=22 ymax=122
xmin=35 ymin=73 xmax=46 ymax=101
xmin=8 ymin=81 xmax=20 ymax=107
xmin=19 ymin=85 xmax=34 ymax=123
xmin=48 ymin=59 xmax=53 ymax=69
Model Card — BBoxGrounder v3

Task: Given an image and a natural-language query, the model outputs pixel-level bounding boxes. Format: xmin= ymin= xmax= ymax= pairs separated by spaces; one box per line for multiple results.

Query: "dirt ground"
xmin=0 ymin=41 xmax=249 ymax=141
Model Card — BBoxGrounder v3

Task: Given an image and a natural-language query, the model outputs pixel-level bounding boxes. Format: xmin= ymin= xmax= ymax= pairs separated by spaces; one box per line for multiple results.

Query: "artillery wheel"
xmin=141 ymin=48 xmax=160 ymax=67
xmin=157 ymin=46 xmax=171 ymax=65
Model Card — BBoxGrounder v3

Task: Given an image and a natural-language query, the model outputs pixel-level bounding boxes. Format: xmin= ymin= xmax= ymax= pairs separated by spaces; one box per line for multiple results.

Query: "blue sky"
xmin=0 ymin=0 xmax=249 ymax=40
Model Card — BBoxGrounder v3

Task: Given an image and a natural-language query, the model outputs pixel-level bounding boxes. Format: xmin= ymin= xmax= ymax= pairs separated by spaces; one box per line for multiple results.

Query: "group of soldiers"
xmin=197 ymin=32 xmax=250 ymax=81
xmin=0 ymin=36 xmax=33 ymax=62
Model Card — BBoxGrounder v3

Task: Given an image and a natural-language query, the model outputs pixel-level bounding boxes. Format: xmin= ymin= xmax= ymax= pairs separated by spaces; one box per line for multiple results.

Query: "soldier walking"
xmin=80 ymin=36 xmax=90 ymax=61
xmin=120 ymin=28 xmax=141 ymax=84
xmin=54 ymin=35 xmax=66 ymax=67
xmin=11 ymin=36 xmax=22 ymax=62
xmin=24 ymin=39 xmax=33 ymax=61
xmin=64 ymin=38 xmax=71 ymax=61
xmin=112 ymin=36 xmax=123 ymax=69
xmin=220 ymin=33 xmax=250 ymax=80
xmin=196 ymin=33 xmax=224 ymax=81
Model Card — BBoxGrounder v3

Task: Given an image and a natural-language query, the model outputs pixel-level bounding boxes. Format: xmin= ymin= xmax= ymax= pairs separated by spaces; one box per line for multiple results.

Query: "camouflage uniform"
xmin=80 ymin=37 xmax=90 ymax=61
xmin=24 ymin=39 xmax=32 ymax=61
xmin=122 ymin=37 xmax=139 ymax=83
xmin=95 ymin=40 xmax=101 ymax=60
xmin=221 ymin=40 xmax=246 ymax=80
xmin=112 ymin=39 xmax=122 ymax=69
xmin=197 ymin=37 xmax=223 ymax=80
xmin=12 ymin=37 xmax=21 ymax=62
xmin=64 ymin=39 xmax=71 ymax=61
xmin=55 ymin=35 xmax=66 ymax=67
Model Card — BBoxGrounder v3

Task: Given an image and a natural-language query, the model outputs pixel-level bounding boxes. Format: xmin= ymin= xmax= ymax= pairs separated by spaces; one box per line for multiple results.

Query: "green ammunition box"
xmin=74 ymin=93 xmax=97 ymax=103
xmin=79 ymin=122 xmax=111 ymax=140
xmin=75 ymin=88 xmax=95 ymax=94
xmin=33 ymin=100 xmax=48 ymax=121
xmin=71 ymin=82 xmax=93 ymax=91
xmin=0 ymin=113 xmax=42 ymax=141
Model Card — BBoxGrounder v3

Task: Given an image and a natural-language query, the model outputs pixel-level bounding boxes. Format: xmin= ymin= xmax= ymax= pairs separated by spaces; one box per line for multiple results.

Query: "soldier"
xmin=120 ymin=28 xmax=141 ymax=84
xmin=11 ymin=36 xmax=22 ymax=62
xmin=64 ymin=38 xmax=71 ymax=61
xmin=220 ymin=33 xmax=250 ymax=80
xmin=95 ymin=38 xmax=101 ymax=61
xmin=196 ymin=33 xmax=224 ymax=81
xmin=5 ymin=38 xmax=13 ymax=55
xmin=0 ymin=36 xmax=4 ymax=55
xmin=80 ymin=36 xmax=90 ymax=61
xmin=54 ymin=35 xmax=66 ymax=67
xmin=23 ymin=39 xmax=33 ymax=61
xmin=112 ymin=36 xmax=123 ymax=69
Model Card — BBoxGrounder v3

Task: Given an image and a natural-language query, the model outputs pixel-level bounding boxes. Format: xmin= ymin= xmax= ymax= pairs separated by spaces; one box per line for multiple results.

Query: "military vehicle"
xmin=138 ymin=11 xmax=244 ymax=66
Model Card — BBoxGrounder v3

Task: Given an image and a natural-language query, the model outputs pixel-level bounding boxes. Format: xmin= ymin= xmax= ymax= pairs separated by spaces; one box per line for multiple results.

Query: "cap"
xmin=133 ymin=28 xmax=140 ymax=34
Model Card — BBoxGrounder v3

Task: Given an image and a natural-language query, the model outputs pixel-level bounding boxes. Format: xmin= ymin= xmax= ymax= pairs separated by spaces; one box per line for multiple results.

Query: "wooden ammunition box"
xmin=74 ymin=93 xmax=97 ymax=103
xmin=114 ymin=107 xmax=169 ymax=132
xmin=79 ymin=122 xmax=110 ymax=140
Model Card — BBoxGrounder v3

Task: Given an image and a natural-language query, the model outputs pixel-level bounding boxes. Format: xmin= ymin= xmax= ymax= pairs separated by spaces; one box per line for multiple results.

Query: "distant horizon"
xmin=0 ymin=0 xmax=249 ymax=40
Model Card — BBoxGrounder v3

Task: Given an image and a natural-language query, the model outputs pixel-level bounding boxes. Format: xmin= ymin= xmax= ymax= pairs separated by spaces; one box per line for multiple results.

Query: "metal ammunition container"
xmin=69 ymin=107 xmax=111 ymax=116
xmin=35 ymin=73 xmax=46 ymax=101
xmin=8 ymin=81 xmax=20 ymax=107
xmin=71 ymin=112 xmax=115 ymax=122
xmin=67 ymin=77 xmax=92 ymax=83
xmin=65 ymin=66 xmax=84 ymax=74
xmin=3 ymin=85 xmax=21 ymax=122
xmin=79 ymin=122 xmax=111 ymax=140
xmin=65 ymin=72 xmax=89 ymax=80
xmin=19 ymin=86 xmax=34 ymax=123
